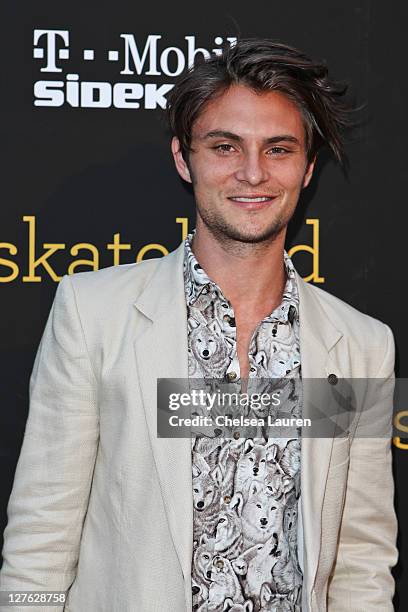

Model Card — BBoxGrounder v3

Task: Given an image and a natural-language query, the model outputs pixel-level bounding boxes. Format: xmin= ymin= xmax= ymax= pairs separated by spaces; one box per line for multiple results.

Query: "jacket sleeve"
xmin=0 ymin=275 xmax=99 ymax=612
xmin=327 ymin=323 xmax=398 ymax=612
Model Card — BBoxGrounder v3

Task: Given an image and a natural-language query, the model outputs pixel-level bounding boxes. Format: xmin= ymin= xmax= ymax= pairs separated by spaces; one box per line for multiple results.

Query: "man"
xmin=0 ymin=39 xmax=397 ymax=611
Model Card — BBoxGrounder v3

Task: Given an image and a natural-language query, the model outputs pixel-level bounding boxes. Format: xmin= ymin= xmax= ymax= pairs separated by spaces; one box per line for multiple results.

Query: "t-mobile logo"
xmin=32 ymin=29 xmax=237 ymax=109
xmin=33 ymin=30 xmax=70 ymax=73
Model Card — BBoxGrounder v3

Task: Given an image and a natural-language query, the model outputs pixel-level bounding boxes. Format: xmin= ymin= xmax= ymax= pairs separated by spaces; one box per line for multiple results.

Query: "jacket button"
xmin=327 ymin=373 xmax=338 ymax=385
xmin=223 ymin=495 xmax=231 ymax=504
xmin=227 ymin=371 xmax=237 ymax=381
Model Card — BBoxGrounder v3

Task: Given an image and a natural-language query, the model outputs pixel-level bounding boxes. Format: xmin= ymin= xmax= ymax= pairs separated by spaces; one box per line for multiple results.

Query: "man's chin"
xmin=196 ymin=205 xmax=290 ymax=245
xmin=209 ymin=222 xmax=286 ymax=244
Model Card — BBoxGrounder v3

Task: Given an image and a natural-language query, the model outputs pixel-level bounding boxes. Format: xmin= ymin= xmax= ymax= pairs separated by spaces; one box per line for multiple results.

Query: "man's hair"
xmin=166 ymin=38 xmax=356 ymax=167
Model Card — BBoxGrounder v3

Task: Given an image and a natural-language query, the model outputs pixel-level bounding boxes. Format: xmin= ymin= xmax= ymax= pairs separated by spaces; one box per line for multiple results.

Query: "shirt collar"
xmin=183 ymin=230 xmax=299 ymax=324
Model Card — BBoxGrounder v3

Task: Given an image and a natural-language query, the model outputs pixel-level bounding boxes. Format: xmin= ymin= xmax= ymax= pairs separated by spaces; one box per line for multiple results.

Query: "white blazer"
xmin=0 ymin=242 xmax=398 ymax=612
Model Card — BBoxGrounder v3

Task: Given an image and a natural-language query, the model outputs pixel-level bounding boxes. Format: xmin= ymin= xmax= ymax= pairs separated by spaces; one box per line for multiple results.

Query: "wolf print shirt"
xmin=184 ymin=232 xmax=303 ymax=612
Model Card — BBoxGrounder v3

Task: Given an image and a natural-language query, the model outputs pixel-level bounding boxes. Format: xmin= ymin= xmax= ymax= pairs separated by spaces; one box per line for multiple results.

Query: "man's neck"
xmin=190 ymin=225 xmax=287 ymax=322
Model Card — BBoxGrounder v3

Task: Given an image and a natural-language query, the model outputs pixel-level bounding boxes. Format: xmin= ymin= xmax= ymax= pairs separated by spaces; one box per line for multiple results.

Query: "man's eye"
xmin=269 ymin=147 xmax=290 ymax=155
xmin=214 ymin=144 xmax=234 ymax=153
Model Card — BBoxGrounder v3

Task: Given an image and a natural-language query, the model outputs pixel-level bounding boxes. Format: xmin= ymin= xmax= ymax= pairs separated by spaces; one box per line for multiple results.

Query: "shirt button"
xmin=223 ymin=314 xmax=230 ymax=322
xmin=327 ymin=373 xmax=338 ymax=385
xmin=223 ymin=495 xmax=231 ymax=504
xmin=214 ymin=559 xmax=224 ymax=569
xmin=227 ymin=371 xmax=237 ymax=381
xmin=233 ymin=431 xmax=240 ymax=440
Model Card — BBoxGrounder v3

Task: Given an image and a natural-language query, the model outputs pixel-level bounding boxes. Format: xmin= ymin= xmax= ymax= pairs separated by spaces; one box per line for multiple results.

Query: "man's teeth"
xmin=230 ymin=196 xmax=271 ymax=202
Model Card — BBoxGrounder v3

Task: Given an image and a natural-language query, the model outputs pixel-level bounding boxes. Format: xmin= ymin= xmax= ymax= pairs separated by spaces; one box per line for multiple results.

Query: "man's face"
xmin=171 ymin=84 xmax=315 ymax=244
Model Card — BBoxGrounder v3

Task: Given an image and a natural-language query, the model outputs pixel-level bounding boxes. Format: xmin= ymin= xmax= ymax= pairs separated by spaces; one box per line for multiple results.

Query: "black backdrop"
xmin=1 ymin=1 xmax=407 ymax=607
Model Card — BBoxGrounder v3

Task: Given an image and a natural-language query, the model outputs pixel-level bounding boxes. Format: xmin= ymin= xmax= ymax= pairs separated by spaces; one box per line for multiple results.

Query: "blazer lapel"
xmin=133 ymin=243 xmax=193 ymax=608
xmin=296 ymin=273 xmax=344 ymax=599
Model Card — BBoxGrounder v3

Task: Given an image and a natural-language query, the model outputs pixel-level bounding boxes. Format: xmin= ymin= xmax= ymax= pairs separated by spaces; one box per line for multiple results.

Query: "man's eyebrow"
xmin=200 ymin=130 xmax=301 ymax=145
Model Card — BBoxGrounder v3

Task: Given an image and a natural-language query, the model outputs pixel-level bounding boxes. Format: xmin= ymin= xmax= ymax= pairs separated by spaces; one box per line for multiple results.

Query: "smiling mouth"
xmin=228 ymin=196 xmax=275 ymax=203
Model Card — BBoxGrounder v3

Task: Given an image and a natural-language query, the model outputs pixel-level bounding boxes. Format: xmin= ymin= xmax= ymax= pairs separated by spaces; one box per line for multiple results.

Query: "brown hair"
xmin=166 ymin=38 xmax=356 ymax=166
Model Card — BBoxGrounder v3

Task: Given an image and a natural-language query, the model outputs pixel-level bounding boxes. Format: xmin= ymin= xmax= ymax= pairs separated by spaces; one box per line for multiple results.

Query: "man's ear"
xmin=171 ymin=136 xmax=192 ymax=183
xmin=302 ymin=155 xmax=317 ymax=189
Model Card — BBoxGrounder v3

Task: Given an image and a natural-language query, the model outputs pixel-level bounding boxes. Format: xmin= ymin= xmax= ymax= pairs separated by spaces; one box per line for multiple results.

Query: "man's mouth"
xmin=228 ymin=195 xmax=275 ymax=203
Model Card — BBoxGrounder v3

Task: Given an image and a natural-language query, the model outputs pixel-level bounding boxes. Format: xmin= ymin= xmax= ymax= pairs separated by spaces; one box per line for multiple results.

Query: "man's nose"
xmin=234 ymin=152 xmax=269 ymax=185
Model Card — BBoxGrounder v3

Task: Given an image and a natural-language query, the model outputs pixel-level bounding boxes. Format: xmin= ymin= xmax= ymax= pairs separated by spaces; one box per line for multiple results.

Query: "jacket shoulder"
xmin=66 ymin=258 xmax=160 ymax=303
xmin=307 ymin=282 xmax=390 ymax=336
xmin=303 ymin=281 xmax=394 ymax=375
